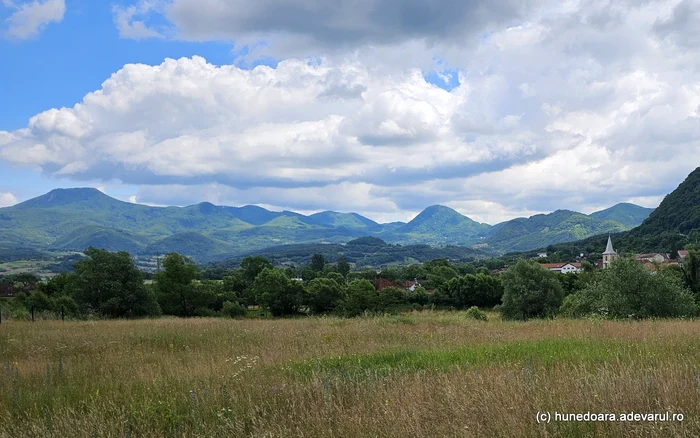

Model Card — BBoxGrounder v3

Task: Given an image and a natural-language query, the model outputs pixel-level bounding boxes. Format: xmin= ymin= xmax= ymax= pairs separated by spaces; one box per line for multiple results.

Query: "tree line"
xmin=2 ymin=245 xmax=700 ymax=321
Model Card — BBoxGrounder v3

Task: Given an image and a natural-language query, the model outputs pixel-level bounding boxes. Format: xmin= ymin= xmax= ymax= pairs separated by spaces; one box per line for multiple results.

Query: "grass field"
xmin=1 ymin=312 xmax=699 ymax=437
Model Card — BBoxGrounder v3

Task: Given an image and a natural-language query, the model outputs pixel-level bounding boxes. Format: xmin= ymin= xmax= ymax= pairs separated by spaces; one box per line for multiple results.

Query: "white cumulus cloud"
xmin=2 ymin=0 xmax=65 ymax=40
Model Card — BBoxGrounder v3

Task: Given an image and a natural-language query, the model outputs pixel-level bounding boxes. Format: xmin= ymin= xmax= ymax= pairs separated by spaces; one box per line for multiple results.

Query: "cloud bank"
xmin=2 ymin=0 xmax=700 ymax=223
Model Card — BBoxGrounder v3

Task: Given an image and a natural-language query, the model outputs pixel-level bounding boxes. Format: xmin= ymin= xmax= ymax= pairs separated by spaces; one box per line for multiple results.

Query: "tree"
xmin=426 ymin=265 xmax=459 ymax=290
xmin=240 ymin=256 xmax=273 ymax=284
xmin=305 ymin=277 xmax=346 ymax=314
xmin=311 ymin=254 xmax=326 ymax=272
xmin=70 ymin=247 xmax=161 ymax=318
xmin=376 ymin=286 xmax=409 ymax=311
xmin=221 ymin=301 xmax=246 ymax=318
xmin=336 ymin=256 xmax=350 ymax=278
xmin=253 ymin=268 xmax=303 ymax=316
xmin=440 ymin=273 xmax=503 ymax=309
xmin=340 ymin=280 xmax=380 ymax=317
xmin=38 ymin=273 xmax=74 ymax=296
xmin=681 ymin=249 xmax=700 ymax=293
xmin=28 ymin=291 xmax=52 ymax=312
xmin=561 ymin=257 xmax=697 ymax=319
xmin=500 ymin=259 xmax=564 ymax=320
xmin=322 ymin=271 xmax=346 ymax=285
xmin=223 ymin=270 xmax=251 ymax=305
xmin=155 ymin=253 xmax=203 ymax=317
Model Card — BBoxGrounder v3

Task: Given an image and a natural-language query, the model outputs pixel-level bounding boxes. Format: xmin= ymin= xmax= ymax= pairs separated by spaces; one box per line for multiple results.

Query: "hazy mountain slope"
xmin=527 ymin=167 xmax=700 ymax=255
xmin=590 ymin=203 xmax=654 ymax=228
xmin=0 ymin=187 xmax=662 ymax=261
xmin=485 ymin=210 xmax=629 ymax=251
xmin=52 ymin=226 xmax=150 ymax=253
xmin=143 ymin=232 xmax=236 ymax=262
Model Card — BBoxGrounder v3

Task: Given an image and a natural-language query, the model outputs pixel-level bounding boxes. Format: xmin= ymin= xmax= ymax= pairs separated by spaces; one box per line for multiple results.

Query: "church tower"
xmin=602 ymin=235 xmax=618 ymax=269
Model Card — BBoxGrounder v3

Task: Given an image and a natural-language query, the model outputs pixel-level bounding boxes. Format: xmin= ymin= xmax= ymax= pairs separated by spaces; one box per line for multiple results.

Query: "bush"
xmin=221 ymin=301 xmax=246 ymax=318
xmin=193 ymin=307 xmax=217 ymax=317
xmin=305 ymin=277 xmax=346 ymax=314
xmin=465 ymin=306 xmax=488 ymax=321
xmin=500 ymin=259 xmax=564 ymax=320
xmin=339 ymin=280 xmax=379 ymax=317
xmin=560 ymin=257 xmax=697 ymax=319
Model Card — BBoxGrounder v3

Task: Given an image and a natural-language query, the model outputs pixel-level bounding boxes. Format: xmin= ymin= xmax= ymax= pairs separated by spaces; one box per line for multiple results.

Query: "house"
xmin=402 ymin=279 xmax=422 ymax=292
xmin=0 ymin=284 xmax=14 ymax=297
xmin=677 ymin=250 xmax=690 ymax=259
xmin=372 ymin=278 xmax=403 ymax=292
xmin=540 ymin=263 xmax=582 ymax=274
xmin=537 ymin=252 xmax=548 ymax=258
xmin=635 ymin=253 xmax=670 ymax=264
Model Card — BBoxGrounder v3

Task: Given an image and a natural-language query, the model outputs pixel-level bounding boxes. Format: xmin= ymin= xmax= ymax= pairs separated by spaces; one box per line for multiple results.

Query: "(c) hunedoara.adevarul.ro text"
xmin=536 ymin=411 xmax=684 ymax=423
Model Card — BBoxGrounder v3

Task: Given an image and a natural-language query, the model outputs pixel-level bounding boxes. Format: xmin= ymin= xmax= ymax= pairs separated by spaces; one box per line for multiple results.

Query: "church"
xmin=602 ymin=235 xmax=619 ymax=269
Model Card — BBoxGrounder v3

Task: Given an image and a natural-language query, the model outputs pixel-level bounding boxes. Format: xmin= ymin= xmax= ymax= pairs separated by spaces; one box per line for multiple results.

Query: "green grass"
xmin=292 ymin=338 xmax=695 ymax=377
xmin=1 ymin=313 xmax=699 ymax=437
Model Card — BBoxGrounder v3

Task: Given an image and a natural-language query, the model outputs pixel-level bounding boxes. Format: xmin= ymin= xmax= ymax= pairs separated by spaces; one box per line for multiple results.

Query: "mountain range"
xmin=0 ymin=188 xmax=654 ymax=262
xmin=538 ymin=166 xmax=700 ymax=257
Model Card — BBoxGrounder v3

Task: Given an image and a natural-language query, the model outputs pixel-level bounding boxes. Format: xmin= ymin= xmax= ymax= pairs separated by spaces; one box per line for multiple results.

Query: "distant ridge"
xmin=0 ymin=187 xmax=654 ymax=261
xmin=529 ymin=166 xmax=700 ymax=255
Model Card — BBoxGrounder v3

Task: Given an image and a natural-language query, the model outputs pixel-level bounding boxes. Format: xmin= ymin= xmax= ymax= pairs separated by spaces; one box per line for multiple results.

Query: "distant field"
xmin=0 ymin=260 xmax=53 ymax=277
xmin=1 ymin=313 xmax=699 ymax=437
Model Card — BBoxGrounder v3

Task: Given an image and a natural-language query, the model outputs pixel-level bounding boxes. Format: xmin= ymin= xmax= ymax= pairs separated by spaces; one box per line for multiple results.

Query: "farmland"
xmin=1 ymin=312 xmax=699 ymax=437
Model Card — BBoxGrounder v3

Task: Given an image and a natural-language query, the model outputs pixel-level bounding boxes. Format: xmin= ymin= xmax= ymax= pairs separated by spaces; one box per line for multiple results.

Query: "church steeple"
xmin=603 ymin=235 xmax=617 ymax=255
xmin=602 ymin=235 xmax=618 ymax=269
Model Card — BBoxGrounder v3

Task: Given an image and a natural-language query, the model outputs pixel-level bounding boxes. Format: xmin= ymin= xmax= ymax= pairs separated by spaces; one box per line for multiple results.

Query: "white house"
xmin=540 ymin=262 xmax=582 ymax=274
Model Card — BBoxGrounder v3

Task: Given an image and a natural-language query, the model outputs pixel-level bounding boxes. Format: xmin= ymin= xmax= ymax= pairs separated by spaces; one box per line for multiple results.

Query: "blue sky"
xmin=1 ymin=0 xmax=698 ymax=224
xmin=0 ymin=0 xmax=459 ymax=212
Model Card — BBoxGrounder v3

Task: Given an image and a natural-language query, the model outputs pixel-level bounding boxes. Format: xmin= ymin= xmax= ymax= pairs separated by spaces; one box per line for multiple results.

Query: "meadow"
xmin=1 ymin=312 xmax=699 ymax=437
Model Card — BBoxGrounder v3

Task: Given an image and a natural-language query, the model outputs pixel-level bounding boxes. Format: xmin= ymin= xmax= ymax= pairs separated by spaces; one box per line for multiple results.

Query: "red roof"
xmin=372 ymin=278 xmax=403 ymax=291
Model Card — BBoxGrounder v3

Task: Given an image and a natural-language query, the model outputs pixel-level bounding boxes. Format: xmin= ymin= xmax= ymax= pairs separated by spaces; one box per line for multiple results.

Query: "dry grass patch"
xmin=1 ymin=312 xmax=699 ymax=437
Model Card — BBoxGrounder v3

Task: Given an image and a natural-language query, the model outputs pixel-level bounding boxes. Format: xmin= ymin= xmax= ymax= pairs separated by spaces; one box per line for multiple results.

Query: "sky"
xmin=1 ymin=0 xmax=699 ymax=225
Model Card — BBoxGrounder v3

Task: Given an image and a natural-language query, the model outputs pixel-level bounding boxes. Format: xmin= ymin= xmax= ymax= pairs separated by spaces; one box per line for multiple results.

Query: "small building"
xmin=635 ymin=253 xmax=669 ymax=264
xmin=540 ymin=263 xmax=582 ymax=274
xmin=0 ymin=284 xmax=14 ymax=297
xmin=372 ymin=278 xmax=403 ymax=292
xmin=402 ymin=279 xmax=422 ymax=292
xmin=677 ymin=250 xmax=690 ymax=259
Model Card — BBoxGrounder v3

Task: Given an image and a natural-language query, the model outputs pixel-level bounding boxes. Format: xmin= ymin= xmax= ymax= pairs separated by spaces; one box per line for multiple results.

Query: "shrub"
xmin=339 ymin=280 xmax=379 ymax=317
xmin=305 ymin=277 xmax=346 ymax=314
xmin=500 ymin=259 xmax=564 ymax=320
xmin=254 ymin=268 xmax=303 ymax=316
xmin=465 ymin=306 xmax=488 ymax=321
xmin=560 ymin=257 xmax=697 ymax=319
xmin=222 ymin=301 xmax=246 ymax=318
xmin=193 ymin=307 xmax=217 ymax=317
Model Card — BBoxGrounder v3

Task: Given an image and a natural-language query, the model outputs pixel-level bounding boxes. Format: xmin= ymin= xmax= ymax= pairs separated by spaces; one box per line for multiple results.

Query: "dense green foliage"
xmin=499 ymin=259 xmax=564 ymax=320
xmin=465 ymin=306 xmax=488 ymax=321
xmin=252 ymin=268 xmax=304 ymax=316
xmin=435 ymin=273 xmax=503 ymax=308
xmin=154 ymin=253 xmax=206 ymax=317
xmin=560 ymin=257 xmax=697 ymax=319
xmin=69 ymin=248 xmax=160 ymax=318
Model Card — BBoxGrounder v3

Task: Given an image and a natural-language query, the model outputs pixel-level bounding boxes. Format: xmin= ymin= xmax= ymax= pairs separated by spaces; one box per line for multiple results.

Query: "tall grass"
xmin=1 ymin=312 xmax=699 ymax=437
